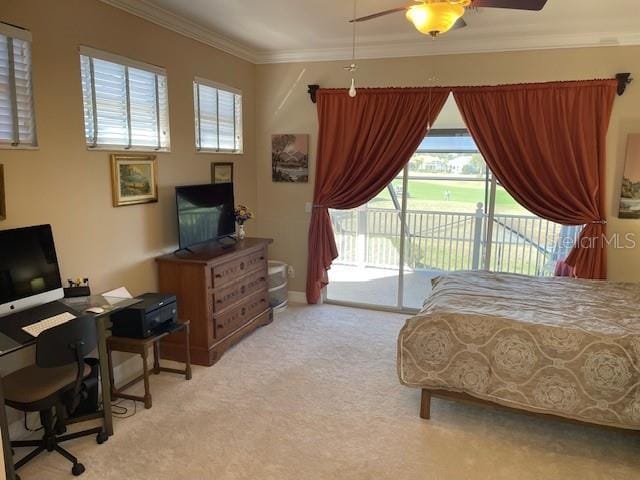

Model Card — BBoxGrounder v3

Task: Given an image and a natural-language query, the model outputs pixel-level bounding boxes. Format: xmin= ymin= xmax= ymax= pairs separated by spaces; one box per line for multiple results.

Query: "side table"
xmin=107 ymin=321 xmax=192 ymax=409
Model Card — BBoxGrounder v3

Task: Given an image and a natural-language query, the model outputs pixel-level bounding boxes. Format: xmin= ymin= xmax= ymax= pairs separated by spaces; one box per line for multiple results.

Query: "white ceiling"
xmin=102 ymin=0 xmax=640 ymax=63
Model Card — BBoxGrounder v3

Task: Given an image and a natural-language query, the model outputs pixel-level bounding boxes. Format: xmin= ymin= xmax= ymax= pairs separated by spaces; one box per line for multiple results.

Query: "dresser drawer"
xmin=211 ymin=248 xmax=266 ymax=288
xmin=213 ymin=291 xmax=269 ymax=339
xmin=212 ymin=268 xmax=267 ymax=312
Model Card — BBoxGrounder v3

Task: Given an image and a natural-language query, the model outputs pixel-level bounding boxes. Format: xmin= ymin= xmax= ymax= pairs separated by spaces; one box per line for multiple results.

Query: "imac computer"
xmin=0 ymin=225 xmax=64 ymax=317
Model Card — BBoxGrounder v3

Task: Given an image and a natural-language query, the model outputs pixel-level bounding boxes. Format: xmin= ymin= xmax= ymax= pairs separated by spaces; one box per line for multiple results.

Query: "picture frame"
xmin=110 ymin=154 xmax=158 ymax=207
xmin=0 ymin=165 xmax=5 ymax=221
xmin=211 ymin=162 xmax=234 ymax=184
xmin=272 ymin=134 xmax=309 ymax=183
xmin=619 ymin=134 xmax=640 ymax=218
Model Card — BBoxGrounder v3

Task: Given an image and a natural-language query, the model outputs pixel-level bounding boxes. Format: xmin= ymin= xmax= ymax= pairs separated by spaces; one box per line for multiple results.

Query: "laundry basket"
xmin=268 ymin=261 xmax=288 ymax=312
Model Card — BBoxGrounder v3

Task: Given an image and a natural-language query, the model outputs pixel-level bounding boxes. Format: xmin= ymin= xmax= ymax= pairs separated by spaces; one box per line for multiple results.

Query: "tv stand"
xmin=217 ymin=236 xmax=238 ymax=249
xmin=156 ymin=238 xmax=274 ymax=366
xmin=173 ymin=246 xmax=195 ymax=255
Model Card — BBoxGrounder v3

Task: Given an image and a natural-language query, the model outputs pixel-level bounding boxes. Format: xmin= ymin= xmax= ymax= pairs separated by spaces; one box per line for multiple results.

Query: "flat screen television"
xmin=0 ymin=225 xmax=64 ymax=317
xmin=176 ymin=183 xmax=235 ymax=249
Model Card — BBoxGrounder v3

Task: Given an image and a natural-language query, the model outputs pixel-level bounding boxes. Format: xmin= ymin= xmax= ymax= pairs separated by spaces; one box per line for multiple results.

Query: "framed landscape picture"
xmin=619 ymin=134 xmax=640 ymax=218
xmin=212 ymin=162 xmax=234 ymax=184
xmin=0 ymin=165 xmax=5 ymax=221
xmin=110 ymin=154 xmax=158 ymax=207
xmin=272 ymin=134 xmax=309 ymax=183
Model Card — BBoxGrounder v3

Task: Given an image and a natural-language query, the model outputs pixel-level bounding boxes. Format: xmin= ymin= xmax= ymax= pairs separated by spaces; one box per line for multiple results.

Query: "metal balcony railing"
xmin=330 ymin=204 xmax=581 ymax=277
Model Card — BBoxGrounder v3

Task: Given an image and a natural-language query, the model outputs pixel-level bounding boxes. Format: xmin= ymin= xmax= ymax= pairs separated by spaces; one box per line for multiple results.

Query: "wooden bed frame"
xmin=419 ymin=389 xmax=638 ymax=434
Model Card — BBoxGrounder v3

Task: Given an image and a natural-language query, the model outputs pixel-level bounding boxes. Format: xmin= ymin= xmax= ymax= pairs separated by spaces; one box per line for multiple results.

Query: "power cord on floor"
xmin=111 ymin=398 xmax=138 ymax=419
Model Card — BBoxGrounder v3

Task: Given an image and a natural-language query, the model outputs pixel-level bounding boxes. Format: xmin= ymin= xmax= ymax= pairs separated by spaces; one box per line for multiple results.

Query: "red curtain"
xmin=453 ymin=80 xmax=617 ymax=279
xmin=306 ymin=87 xmax=449 ymax=304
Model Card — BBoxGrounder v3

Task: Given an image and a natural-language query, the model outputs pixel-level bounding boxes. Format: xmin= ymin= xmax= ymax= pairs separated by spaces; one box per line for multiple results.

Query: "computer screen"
xmin=0 ymin=225 xmax=63 ymax=316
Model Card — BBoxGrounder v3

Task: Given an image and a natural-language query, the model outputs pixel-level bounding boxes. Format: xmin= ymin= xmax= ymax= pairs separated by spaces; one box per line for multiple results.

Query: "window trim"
xmin=193 ymin=77 xmax=243 ymax=154
xmin=0 ymin=22 xmax=38 ymax=149
xmin=79 ymin=46 xmax=171 ymax=152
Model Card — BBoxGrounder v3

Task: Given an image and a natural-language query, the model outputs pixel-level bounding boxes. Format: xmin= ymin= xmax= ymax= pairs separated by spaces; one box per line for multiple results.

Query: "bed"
xmin=397 ymin=271 xmax=640 ymax=431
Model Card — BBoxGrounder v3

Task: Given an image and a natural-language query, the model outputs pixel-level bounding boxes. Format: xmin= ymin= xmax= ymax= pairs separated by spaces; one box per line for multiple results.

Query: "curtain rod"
xmin=307 ymin=73 xmax=633 ymax=103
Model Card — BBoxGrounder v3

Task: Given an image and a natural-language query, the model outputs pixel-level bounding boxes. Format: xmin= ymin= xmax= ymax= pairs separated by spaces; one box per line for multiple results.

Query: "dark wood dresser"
xmin=156 ymin=238 xmax=273 ymax=366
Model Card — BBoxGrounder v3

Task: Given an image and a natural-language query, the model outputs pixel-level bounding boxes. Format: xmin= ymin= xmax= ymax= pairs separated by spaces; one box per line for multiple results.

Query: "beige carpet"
xmin=19 ymin=304 xmax=640 ymax=480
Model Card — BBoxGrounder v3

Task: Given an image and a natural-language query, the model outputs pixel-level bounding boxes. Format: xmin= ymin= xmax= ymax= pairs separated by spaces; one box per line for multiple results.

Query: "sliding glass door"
xmin=327 ymin=169 xmax=405 ymax=308
xmin=326 ymin=129 xmax=575 ymax=312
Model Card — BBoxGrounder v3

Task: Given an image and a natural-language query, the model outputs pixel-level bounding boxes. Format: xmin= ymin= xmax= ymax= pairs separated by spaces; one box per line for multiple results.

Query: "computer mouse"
xmin=86 ymin=307 xmax=105 ymax=314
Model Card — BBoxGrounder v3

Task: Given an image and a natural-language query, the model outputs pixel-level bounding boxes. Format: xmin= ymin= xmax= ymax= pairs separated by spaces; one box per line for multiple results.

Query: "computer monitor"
xmin=0 ymin=225 xmax=64 ymax=317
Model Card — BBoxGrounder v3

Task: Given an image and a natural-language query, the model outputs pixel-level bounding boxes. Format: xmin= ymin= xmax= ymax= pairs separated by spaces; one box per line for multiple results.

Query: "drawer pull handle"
xmin=240 ymin=262 xmax=245 ymax=270
xmin=260 ymin=256 xmax=265 ymax=260
xmin=260 ymin=299 xmax=266 ymax=303
xmin=260 ymin=277 xmax=266 ymax=281
xmin=241 ymin=307 xmax=247 ymax=315
xmin=215 ymin=274 xmax=222 ymax=278
xmin=241 ymin=286 xmax=246 ymax=294
xmin=216 ymin=299 xmax=222 ymax=304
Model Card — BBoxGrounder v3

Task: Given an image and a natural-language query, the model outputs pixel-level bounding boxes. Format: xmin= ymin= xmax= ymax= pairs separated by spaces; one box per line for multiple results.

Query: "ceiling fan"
xmin=350 ymin=0 xmax=548 ymax=38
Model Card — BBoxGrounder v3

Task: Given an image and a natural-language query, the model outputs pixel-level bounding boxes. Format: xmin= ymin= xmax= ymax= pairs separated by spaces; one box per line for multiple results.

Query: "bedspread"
xmin=397 ymin=271 xmax=640 ymax=430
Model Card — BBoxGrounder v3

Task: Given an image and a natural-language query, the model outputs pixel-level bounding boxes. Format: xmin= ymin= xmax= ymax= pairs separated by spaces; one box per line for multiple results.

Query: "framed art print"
xmin=272 ymin=134 xmax=309 ymax=183
xmin=0 ymin=165 xmax=5 ymax=220
xmin=212 ymin=162 xmax=234 ymax=184
xmin=619 ymin=134 xmax=640 ymax=218
xmin=110 ymin=154 xmax=158 ymax=207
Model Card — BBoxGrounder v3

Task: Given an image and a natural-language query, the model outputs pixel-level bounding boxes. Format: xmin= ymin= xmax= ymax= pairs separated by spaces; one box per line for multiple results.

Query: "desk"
xmin=0 ymin=295 xmax=141 ymax=480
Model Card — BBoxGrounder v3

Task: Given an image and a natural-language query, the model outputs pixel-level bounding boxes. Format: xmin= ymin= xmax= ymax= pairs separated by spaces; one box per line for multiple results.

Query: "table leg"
xmin=96 ymin=315 xmax=114 ymax=436
xmin=0 ymin=381 xmax=17 ymax=479
xmin=153 ymin=341 xmax=160 ymax=375
xmin=141 ymin=347 xmax=152 ymax=409
xmin=184 ymin=323 xmax=192 ymax=380
xmin=107 ymin=346 xmax=116 ymax=396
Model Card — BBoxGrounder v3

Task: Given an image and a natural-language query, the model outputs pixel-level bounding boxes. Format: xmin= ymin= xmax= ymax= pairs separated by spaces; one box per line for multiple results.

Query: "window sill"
xmin=0 ymin=144 xmax=39 ymax=150
xmin=196 ymin=149 xmax=244 ymax=155
xmin=86 ymin=146 xmax=171 ymax=153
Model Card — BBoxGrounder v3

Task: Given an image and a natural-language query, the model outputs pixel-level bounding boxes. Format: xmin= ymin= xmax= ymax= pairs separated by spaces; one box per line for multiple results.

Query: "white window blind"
xmin=0 ymin=23 xmax=36 ymax=147
xmin=194 ymin=78 xmax=242 ymax=153
xmin=80 ymin=46 xmax=170 ymax=151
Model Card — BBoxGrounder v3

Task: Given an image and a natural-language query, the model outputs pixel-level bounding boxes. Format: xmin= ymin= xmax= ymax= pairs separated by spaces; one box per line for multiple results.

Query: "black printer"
xmin=110 ymin=292 xmax=178 ymax=338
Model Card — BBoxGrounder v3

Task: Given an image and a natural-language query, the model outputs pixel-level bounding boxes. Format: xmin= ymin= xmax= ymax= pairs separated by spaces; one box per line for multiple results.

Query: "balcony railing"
xmin=330 ymin=205 xmax=580 ymax=277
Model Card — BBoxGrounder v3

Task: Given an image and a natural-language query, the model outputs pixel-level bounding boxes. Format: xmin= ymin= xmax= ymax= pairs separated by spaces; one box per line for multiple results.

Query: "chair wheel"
xmin=72 ymin=463 xmax=85 ymax=476
xmin=55 ymin=424 xmax=67 ymax=435
xmin=96 ymin=431 xmax=108 ymax=444
xmin=15 ymin=475 xmax=21 ymax=480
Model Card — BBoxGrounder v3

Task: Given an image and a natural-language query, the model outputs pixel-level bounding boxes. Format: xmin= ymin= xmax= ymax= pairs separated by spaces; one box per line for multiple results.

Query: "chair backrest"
xmin=35 ymin=315 xmax=97 ymax=368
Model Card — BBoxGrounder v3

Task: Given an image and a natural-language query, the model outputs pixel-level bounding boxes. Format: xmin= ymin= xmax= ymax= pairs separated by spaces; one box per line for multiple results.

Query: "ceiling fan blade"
xmin=350 ymin=6 xmax=411 ymax=23
xmin=452 ymin=18 xmax=467 ymax=30
xmin=470 ymin=0 xmax=548 ymax=10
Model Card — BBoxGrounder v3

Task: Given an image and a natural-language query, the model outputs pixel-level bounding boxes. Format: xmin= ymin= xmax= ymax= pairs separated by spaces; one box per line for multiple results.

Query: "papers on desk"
xmin=101 ymin=287 xmax=133 ymax=305
xmin=102 ymin=286 xmax=133 ymax=299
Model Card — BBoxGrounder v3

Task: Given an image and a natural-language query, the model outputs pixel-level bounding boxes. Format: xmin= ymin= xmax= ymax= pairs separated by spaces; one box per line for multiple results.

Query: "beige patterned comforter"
xmin=398 ymin=271 xmax=640 ymax=430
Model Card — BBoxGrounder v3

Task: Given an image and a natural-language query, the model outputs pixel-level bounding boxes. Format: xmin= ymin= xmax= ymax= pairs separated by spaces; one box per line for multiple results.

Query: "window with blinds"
xmin=0 ymin=23 xmax=37 ymax=148
xmin=193 ymin=79 xmax=242 ymax=153
xmin=80 ymin=46 xmax=170 ymax=151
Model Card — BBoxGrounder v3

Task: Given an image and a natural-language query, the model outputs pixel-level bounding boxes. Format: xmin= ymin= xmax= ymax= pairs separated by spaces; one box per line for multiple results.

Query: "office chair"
xmin=2 ymin=316 xmax=108 ymax=477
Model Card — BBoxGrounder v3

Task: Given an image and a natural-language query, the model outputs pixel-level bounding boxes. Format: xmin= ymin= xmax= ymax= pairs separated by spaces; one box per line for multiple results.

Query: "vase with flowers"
xmin=234 ymin=205 xmax=253 ymax=240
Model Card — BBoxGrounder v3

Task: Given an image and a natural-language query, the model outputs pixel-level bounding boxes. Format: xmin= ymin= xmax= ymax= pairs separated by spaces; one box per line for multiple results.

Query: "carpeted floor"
xmin=19 ymin=304 xmax=640 ymax=480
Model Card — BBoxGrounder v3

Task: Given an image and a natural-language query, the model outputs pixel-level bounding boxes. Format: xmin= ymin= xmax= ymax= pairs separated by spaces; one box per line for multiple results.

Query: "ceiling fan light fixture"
xmin=406 ymin=2 xmax=466 ymax=37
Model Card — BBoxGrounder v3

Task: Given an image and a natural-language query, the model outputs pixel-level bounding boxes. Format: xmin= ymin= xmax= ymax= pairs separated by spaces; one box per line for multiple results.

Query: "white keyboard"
xmin=22 ymin=312 xmax=77 ymax=337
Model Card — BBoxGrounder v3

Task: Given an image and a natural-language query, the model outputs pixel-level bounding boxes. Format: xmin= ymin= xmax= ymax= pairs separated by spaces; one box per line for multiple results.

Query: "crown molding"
xmin=98 ymin=0 xmax=260 ymax=63
xmin=255 ymin=32 xmax=640 ymax=64
xmin=98 ymin=0 xmax=640 ymax=65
